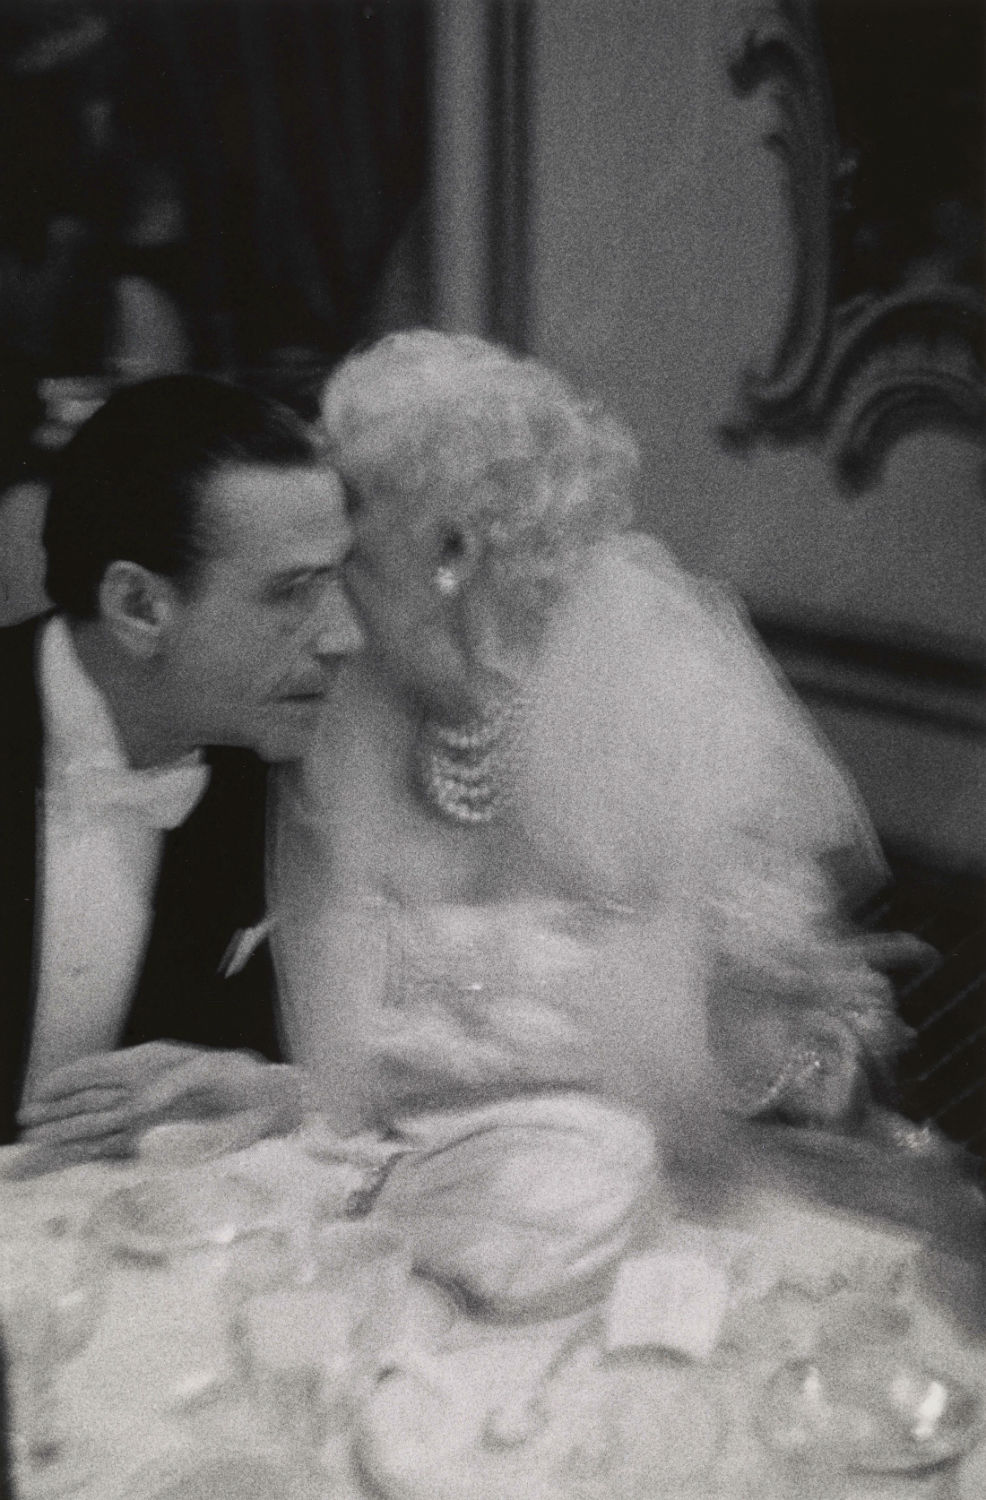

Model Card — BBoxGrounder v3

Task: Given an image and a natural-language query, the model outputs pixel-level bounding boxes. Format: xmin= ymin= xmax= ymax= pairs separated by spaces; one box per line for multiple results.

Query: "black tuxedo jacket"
xmin=0 ymin=615 xmax=282 ymax=1144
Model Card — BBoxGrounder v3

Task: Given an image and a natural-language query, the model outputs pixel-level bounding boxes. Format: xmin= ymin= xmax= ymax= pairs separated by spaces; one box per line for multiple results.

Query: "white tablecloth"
xmin=2 ymin=1128 xmax=985 ymax=1500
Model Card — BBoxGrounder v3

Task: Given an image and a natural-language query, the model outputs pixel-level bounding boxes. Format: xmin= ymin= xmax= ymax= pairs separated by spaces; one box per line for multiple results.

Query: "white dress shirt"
xmin=21 ymin=617 xmax=209 ymax=1102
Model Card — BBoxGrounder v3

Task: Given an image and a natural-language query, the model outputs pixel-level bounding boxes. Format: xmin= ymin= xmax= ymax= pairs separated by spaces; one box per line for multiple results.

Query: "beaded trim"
xmin=416 ymin=693 xmax=527 ymax=825
xmin=344 ymin=1159 xmax=396 ymax=1219
xmin=729 ymin=1044 xmax=828 ymax=1120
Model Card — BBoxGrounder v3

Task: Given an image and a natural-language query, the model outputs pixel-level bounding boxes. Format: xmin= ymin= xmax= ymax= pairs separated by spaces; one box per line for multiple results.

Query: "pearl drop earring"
xmin=435 ymin=565 xmax=460 ymax=597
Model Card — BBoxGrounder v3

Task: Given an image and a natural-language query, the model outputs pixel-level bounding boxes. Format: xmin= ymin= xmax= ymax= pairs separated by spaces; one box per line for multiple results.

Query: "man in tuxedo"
xmin=0 ymin=374 xmax=363 ymax=1155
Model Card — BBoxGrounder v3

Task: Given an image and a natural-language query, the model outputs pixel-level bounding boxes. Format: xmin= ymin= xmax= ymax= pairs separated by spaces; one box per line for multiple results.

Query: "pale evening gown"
xmin=272 ymin=531 xmax=888 ymax=1135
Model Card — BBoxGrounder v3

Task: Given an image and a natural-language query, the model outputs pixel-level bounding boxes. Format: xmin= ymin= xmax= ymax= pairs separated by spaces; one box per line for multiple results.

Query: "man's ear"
xmin=98 ymin=560 xmax=176 ymax=657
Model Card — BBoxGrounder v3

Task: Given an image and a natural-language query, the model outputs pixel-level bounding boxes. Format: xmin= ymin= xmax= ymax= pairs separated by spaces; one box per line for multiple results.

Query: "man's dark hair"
xmin=0 ymin=347 xmax=43 ymax=492
xmin=43 ymin=374 xmax=320 ymax=617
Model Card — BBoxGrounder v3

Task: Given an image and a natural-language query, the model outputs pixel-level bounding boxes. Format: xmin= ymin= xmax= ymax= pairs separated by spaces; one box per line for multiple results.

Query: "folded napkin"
xmin=371 ymin=1092 xmax=656 ymax=1318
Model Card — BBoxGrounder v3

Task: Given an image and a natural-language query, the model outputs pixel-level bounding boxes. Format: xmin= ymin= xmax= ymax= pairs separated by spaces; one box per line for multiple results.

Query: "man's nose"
xmin=313 ymin=585 xmax=365 ymax=658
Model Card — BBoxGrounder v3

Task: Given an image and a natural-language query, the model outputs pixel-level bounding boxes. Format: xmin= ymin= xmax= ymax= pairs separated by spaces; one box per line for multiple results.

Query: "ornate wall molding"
xmin=488 ymin=0 xmax=533 ymax=350
xmin=721 ymin=0 xmax=985 ymax=494
xmin=429 ymin=0 xmax=532 ymax=346
xmin=754 ymin=611 xmax=986 ymax=739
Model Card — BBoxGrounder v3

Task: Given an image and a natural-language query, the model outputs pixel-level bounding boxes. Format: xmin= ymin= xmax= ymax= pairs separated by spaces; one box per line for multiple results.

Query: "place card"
xmin=605 ymin=1251 xmax=732 ymax=1361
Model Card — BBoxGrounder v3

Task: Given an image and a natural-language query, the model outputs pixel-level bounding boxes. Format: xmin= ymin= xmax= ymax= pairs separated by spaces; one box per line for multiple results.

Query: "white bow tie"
xmin=50 ymin=758 xmax=211 ymax=830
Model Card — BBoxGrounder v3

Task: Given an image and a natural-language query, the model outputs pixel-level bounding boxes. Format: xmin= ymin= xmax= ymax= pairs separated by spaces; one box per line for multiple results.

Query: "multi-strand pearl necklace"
xmin=416 ymin=693 xmax=527 ymax=825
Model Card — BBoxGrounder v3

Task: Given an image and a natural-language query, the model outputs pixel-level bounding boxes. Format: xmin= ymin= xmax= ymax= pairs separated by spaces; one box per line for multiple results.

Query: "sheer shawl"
xmin=515 ymin=532 xmax=885 ymax=909
xmin=272 ymin=532 xmax=895 ymax=1131
xmin=510 ymin=532 xmax=896 ymax=1125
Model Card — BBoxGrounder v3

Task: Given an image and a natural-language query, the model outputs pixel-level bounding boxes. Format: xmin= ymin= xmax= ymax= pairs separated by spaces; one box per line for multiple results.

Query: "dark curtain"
xmin=121 ymin=0 xmax=431 ymax=369
xmin=0 ymin=0 xmax=431 ymax=386
xmin=816 ymin=0 xmax=984 ymax=305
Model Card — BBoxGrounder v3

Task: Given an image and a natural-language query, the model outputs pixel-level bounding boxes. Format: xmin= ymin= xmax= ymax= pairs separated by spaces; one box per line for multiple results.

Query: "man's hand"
xmin=137 ymin=1049 xmax=302 ymax=1136
xmin=17 ymin=1042 xmax=302 ymax=1164
xmin=17 ymin=1042 xmax=204 ymax=1157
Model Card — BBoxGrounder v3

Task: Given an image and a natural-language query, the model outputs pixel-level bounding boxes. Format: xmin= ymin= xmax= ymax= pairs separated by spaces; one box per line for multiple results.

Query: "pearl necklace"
xmin=417 ymin=694 xmax=526 ymax=825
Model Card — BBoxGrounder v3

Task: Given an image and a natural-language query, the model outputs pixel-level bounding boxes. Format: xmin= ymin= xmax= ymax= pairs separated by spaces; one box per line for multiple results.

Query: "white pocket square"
xmin=218 ymin=917 xmax=273 ymax=978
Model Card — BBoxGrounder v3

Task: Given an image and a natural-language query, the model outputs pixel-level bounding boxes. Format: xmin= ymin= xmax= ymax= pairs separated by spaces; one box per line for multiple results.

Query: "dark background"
xmin=0 ymin=0 xmax=431 ymax=393
xmin=0 ymin=0 xmax=982 ymax=1162
xmin=818 ymin=0 xmax=984 ymax=306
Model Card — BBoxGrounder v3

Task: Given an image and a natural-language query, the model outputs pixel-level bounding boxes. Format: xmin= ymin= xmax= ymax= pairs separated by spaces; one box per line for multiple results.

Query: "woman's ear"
xmin=98 ymin=560 xmax=175 ymax=658
xmin=433 ymin=518 xmax=483 ymax=598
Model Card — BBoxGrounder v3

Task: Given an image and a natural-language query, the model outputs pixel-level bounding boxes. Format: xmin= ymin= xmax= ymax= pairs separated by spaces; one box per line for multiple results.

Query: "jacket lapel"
xmin=123 ymin=746 xmax=281 ymax=1060
xmin=0 ymin=616 xmax=46 ymax=1143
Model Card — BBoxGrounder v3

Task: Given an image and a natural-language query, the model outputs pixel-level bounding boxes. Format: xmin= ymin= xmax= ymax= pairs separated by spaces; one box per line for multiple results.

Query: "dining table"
xmin=1 ymin=1113 xmax=984 ymax=1500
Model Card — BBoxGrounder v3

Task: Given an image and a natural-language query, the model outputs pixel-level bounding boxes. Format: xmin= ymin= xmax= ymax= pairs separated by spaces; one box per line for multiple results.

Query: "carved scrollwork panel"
xmin=722 ymin=0 xmax=985 ymax=493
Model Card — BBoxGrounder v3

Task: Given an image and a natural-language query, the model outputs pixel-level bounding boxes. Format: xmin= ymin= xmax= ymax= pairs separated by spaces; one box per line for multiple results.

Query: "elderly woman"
xmin=276 ymin=329 xmax=899 ymax=1126
xmin=270 ymin=331 xmax=945 ymax=1313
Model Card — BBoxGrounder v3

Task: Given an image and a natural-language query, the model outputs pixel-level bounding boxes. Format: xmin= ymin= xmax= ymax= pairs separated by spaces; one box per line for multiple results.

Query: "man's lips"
xmin=277 ymin=685 xmax=326 ymax=706
xmin=277 ymin=655 xmax=349 ymax=705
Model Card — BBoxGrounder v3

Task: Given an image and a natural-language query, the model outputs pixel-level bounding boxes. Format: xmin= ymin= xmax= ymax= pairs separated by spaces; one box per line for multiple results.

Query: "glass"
xmin=90 ymin=1171 xmax=280 ymax=1423
xmin=236 ymin=1222 xmax=411 ymax=1479
xmin=0 ymin=1202 xmax=108 ymax=1496
xmin=754 ymin=1349 xmax=982 ymax=1494
xmin=94 ymin=1170 xmax=276 ymax=1260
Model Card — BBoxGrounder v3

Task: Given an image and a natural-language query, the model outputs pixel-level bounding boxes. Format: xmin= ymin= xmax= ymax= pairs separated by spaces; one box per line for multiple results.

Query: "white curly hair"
xmin=320 ymin=330 xmax=639 ymax=639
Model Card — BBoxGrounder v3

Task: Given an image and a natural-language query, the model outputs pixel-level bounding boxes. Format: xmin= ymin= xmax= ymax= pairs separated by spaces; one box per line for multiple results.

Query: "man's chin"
xmin=255 ymin=702 xmax=326 ymax=762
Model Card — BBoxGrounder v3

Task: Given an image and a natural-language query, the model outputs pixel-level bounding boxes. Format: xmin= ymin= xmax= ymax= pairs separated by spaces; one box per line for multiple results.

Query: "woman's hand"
xmin=372 ymin=994 xmax=596 ymax=1118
